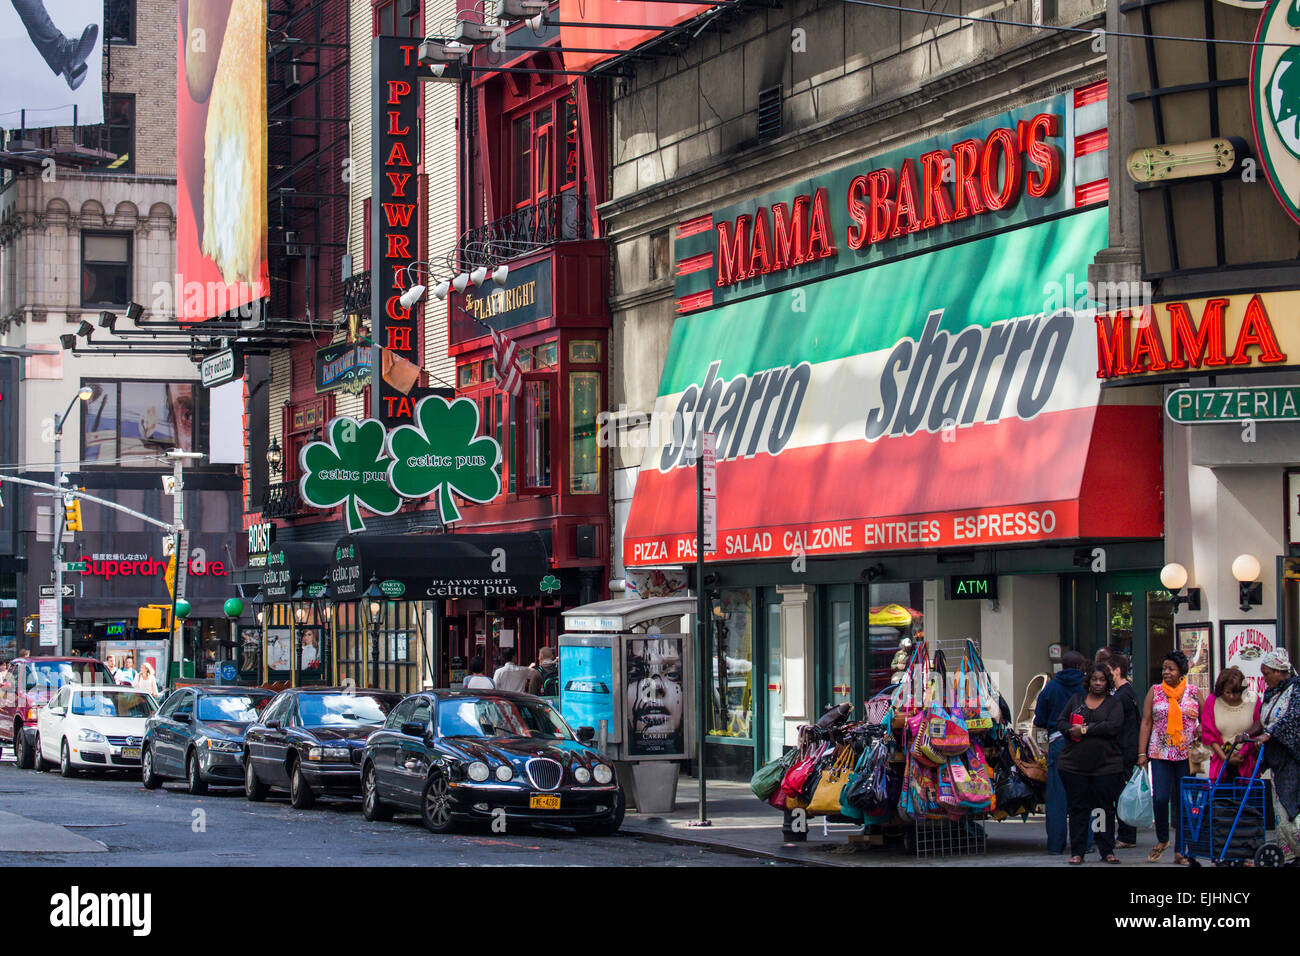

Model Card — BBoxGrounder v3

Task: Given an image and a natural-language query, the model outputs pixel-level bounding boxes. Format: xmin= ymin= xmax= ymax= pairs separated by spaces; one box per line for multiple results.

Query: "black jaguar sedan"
xmin=244 ymin=687 xmax=401 ymax=809
xmin=360 ymin=690 xmax=624 ymax=835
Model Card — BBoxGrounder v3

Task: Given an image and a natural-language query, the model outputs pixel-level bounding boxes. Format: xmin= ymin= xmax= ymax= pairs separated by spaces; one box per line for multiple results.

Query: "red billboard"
xmin=176 ymin=0 xmax=270 ymax=323
xmin=559 ymin=0 xmax=714 ymax=72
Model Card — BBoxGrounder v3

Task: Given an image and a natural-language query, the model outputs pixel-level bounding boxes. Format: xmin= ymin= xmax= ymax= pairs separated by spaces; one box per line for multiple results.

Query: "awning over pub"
xmin=260 ymin=541 xmax=335 ymax=602
xmin=330 ymin=532 xmax=551 ymax=601
xmin=624 ymin=208 xmax=1164 ymax=567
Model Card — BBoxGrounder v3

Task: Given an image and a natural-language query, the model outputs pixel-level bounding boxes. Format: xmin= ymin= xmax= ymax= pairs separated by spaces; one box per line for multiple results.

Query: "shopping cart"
xmin=1180 ymin=740 xmax=1286 ymax=867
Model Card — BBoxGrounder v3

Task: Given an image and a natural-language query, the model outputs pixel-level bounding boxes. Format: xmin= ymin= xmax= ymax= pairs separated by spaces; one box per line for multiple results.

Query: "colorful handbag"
xmin=809 ymin=746 xmax=856 ymax=815
xmin=959 ymin=657 xmax=995 ymax=733
xmin=750 ymin=749 xmax=795 ymax=801
xmin=1007 ymin=730 xmax=1048 ymax=785
xmin=893 ymin=640 xmax=930 ymax=729
xmin=774 ymin=741 xmax=825 ymax=810
xmin=949 ymin=748 xmax=994 ymax=811
xmin=916 ymin=652 xmax=970 ymax=762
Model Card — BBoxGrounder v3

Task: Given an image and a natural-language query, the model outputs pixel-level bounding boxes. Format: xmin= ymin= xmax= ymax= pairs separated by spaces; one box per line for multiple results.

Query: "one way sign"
xmin=39 ymin=585 xmax=74 ymax=598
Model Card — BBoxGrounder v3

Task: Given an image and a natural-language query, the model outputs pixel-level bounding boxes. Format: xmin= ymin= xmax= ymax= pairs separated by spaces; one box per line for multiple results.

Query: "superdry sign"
xmin=372 ymin=38 xmax=422 ymax=426
xmin=624 ymin=207 xmax=1164 ymax=566
xmin=673 ymin=91 xmax=1103 ymax=312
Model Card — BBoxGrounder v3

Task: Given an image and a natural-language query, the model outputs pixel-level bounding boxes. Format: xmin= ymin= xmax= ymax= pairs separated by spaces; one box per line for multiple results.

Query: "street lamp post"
xmin=52 ymin=386 xmax=92 ymax=654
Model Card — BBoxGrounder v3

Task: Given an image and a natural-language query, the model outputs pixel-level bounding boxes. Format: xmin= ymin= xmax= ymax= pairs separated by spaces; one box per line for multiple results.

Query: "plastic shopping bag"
xmin=1117 ymin=765 xmax=1154 ymax=829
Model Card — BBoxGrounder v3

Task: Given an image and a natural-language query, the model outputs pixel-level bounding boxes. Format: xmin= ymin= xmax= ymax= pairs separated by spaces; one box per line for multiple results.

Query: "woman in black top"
xmin=1057 ymin=664 xmax=1126 ymax=864
xmin=1108 ymin=652 xmax=1142 ymax=848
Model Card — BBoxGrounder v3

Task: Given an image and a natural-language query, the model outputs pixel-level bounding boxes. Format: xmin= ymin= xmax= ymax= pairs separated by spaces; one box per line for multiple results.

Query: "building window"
xmin=105 ymin=0 xmax=136 ymax=45
xmin=82 ymin=94 xmax=134 ymax=172
xmin=519 ymin=374 xmax=554 ymax=493
xmin=80 ymin=232 xmax=131 ymax=308
xmin=569 ymin=371 xmax=599 ymax=494
xmin=561 ymin=86 xmax=579 ymax=190
xmin=373 ymin=0 xmax=420 ymax=37
xmin=509 ymin=103 xmax=560 ymax=209
xmin=281 ymin=397 xmax=332 ymax=483
xmin=81 ymin=380 xmax=206 ymax=467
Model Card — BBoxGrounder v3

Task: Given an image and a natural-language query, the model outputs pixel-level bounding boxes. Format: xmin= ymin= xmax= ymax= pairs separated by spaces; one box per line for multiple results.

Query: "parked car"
xmin=244 ymin=687 xmax=401 ymax=809
xmin=0 ymin=657 xmax=114 ymax=769
xmin=34 ymin=683 xmax=158 ymax=776
xmin=142 ymin=686 xmax=274 ymax=794
xmin=360 ymin=690 xmax=625 ymax=836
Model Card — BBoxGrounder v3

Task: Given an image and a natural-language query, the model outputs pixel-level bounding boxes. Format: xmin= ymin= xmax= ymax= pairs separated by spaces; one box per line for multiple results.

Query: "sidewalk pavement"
xmin=621 ymin=778 xmax=1160 ymax=867
xmin=0 ymin=810 xmax=107 ymax=854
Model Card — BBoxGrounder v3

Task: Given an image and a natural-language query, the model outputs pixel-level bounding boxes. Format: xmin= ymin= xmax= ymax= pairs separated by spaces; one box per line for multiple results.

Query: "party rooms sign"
xmin=623 ymin=207 xmax=1158 ymax=565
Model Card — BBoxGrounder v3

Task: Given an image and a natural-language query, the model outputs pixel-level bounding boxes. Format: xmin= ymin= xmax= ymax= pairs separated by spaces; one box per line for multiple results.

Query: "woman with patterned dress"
xmin=1138 ymin=650 xmax=1204 ymax=864
xmin=1239 ymin=649 xmax=1300 ymax=864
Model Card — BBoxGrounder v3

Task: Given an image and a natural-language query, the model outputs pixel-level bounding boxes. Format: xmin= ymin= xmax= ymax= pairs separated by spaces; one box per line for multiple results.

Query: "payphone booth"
xmin=560 ymin=596 xmax=696 ymax=813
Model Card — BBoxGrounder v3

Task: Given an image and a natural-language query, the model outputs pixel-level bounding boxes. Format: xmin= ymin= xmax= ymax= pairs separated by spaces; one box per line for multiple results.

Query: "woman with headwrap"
xmin=1238 ymin=648 xmax=1300 ymax=864
xmin=1138 ymin=649 xmax=1204 ymax=864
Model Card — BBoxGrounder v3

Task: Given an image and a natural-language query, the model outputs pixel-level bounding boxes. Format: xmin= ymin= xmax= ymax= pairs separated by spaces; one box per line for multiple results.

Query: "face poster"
xmin=626 ymin=636 xmax=685 ymax=758
xmin=1220 ymin=621 xmax=1277 ymax=699
xmin=176 ymin=0 xmax=269 ymax=321
xmin=558 ymin=645 xmax=613 ymax=737
xmin=299 ymin=627 xmax=322 ymax=672
xmin=266 ymin=627 xmax=291 ymax=673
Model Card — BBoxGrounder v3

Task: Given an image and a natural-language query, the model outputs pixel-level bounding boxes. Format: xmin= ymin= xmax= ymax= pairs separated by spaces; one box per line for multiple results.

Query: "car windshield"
xmin=26 ymin=662 xmax=109 ymax=691
xmin=297 ymin=694 xmax=392 ymax=727
xmin=198 ymin=695 xmax=268 ymax=723
xmin=437 ymin=697 xmax=574 ymax=740
xmin=72 ymin=690 xmax=157 ymax=718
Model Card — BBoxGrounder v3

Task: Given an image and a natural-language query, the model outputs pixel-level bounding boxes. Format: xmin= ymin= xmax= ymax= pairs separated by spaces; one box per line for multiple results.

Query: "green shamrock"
xmin=539 ymin=574 xmax=561 ymax=594
xmin=1270 ymin=48 xmax=1300 ymax=159
xmin=386 ymin=396 xmax=501 ymax=524
xmin=299 ymin=417 xmax=401 ymax=533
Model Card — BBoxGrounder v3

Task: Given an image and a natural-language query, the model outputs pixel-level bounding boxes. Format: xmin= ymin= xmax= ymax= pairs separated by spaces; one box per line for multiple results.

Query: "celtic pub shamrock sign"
xmin=298 ymin=397 xmax=501 ymax=532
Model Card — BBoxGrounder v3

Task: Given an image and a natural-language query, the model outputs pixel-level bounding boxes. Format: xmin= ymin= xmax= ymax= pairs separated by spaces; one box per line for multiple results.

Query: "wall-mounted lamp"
xmin=1160 ymin=562 xmax=1202 ymax=612
xmin=862 ymin=563 xmax=885 ymax=582
xmin=266 ymin=436 xmax=282 ymax=475
xmin=1232 ymin=554 xmax=1263 ymax=612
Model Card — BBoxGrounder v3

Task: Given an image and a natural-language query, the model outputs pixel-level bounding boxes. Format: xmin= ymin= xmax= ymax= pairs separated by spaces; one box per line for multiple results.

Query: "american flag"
xmin=490 ymin=327 xmax=523 ymax=398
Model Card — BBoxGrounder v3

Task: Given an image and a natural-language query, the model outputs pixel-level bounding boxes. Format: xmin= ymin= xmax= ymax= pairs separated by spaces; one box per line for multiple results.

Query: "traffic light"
xmin=137 ymin=605 xmax=172 ymax=632
xmin=64 ymin=499 xmax=83 ymax=532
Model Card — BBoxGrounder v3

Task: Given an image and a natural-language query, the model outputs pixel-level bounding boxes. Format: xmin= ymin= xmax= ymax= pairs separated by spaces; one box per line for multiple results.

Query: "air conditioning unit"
xmin=285 ymin=231 xmax=301 ymax=257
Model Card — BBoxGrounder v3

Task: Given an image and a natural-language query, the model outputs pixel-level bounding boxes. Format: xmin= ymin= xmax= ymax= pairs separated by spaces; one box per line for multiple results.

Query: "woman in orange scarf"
xmin=1138 ymin=650 xmax=1204 ymax=864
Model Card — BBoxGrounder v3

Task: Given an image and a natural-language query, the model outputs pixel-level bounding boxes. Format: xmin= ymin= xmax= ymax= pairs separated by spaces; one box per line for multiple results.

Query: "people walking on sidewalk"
xmin=1035 ymin=650 xmax=1087 ymax=854
xmin=1249 ymin=649 xmax=1300 ymax=863
xmin=1202 ymin=666 xmax=1261 ymax=783
xmin=1107 ymin=652 xmax=1141 ymax=848
xmin=464 ymin=655 xmax=494 ymax=690
xmin=1138 ymin=650 xmax=1203 ymax=864
xmin=1058 ymin=663 xmax=1126 ymax=864
xmin=492 ymin=647 xmax=534 ymax=693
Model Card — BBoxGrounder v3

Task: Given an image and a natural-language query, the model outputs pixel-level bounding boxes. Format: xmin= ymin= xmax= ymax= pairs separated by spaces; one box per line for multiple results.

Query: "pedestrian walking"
xmin=1242 ymin=649 xmax=1300 ymax=863
xmin=1035 ymin=649 xmax=1087 ymax=854
xmin=1058 ymin=663 xmax=1126 ymax=864
xmin=1108 ymin=652 xmax=1141 ymax=848
xmin=492 ymin=647 xmax=533 ymax=693
xmin=133 ymin=662 xmax=159 ymax=697
xmin=1201 ymin=666 xmax=1261 ymax=783
xmin=536 ymin=646 xmax=560 ymax=696
xmin=464 ymin=655 xmax=495 ymax=690
xmin=1138 ymin=649 xmax=1203 ymax=864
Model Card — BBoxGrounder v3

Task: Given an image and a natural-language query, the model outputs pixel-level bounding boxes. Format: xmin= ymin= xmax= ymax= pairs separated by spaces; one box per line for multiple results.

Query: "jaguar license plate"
xmin=121 ymin=747 xmax=141 ymax=760
xmin=529 ymin=794 xmax=561 ymax=810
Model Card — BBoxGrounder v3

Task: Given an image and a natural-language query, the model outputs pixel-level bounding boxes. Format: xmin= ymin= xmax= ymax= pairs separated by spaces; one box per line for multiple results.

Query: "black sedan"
xmin=142 ymin=686 xmax=274 ymax=794
xmin=244 ymin=687 xmax=400 ymax=809
xmin=360 ymin=690 xmax=625 ymax=836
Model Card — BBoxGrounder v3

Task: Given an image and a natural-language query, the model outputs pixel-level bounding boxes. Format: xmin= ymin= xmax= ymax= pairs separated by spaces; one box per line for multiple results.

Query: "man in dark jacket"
xmin=1108 ymin=652 xmax=1142 ymax=847
xmin=1035 ymin=650 xmax=1087 ymax=854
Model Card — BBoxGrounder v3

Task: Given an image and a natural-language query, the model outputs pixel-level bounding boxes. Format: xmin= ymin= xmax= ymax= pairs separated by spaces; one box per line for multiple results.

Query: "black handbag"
xmin=993 ymin=742 xmax=1038 ymax=816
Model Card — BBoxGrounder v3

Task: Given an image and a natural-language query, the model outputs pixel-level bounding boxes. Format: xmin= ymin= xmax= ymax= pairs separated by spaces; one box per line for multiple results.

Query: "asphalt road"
xmin=0 ymin=753 xmax=790 ymax=867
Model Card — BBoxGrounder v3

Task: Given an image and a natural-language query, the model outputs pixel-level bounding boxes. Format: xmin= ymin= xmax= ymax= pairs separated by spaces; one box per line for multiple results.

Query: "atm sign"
xmin=947 ymin=575 xmax=998 ymax=600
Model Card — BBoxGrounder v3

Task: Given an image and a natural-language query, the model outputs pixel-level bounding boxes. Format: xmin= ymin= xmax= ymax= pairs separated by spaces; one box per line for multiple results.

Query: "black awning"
xmin=331 ymin=532 xmax=551 ymax=601
xmin=260 ymin=541 xmax=335 ymax=602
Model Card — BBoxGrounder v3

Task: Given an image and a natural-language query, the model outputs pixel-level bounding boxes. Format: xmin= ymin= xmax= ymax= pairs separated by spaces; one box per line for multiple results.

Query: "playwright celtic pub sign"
xmin=298 ymin=396 xmax=501 ymax=532
xmin=1253 ymin=0 xmax=1300 ymax=224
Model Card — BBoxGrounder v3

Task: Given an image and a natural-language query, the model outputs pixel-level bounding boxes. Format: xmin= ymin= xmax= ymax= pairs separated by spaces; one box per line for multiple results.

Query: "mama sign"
xmin=298 ymin=396 xmax=501 ymax=532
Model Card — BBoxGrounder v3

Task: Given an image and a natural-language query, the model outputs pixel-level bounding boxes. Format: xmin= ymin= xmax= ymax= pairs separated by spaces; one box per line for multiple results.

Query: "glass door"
xmin=822 ymin=584 xmax=854 ymax=715
xmin=763 ymin=587 xmax=783 ymax=761
xmin=1094 ymin=573 xmax=1171 ymax=692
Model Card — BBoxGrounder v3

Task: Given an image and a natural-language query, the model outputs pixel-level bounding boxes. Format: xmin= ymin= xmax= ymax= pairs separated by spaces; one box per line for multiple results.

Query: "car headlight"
xmin=573 ymin=766 xmax=592 ymax=784
xmin=77 ymin=729 xmax=106 ymax=743
xmin=307 ymin=746 xmax=349 ymax=761
xmin=494 ymin=764 xmax=513 ymax=782
xmin=593 ymin=763 xmax=614 ymax=785
xmin=202 ymin=738 xmax=243 ymax=753
xmin=467 ymin=761 xmax=490 ymax=782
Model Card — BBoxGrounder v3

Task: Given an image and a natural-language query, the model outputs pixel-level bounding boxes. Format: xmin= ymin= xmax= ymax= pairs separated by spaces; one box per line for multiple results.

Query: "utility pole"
xmin=51 ymin=387 xmax=92 ymax=654
xmin=167 ymin=450 xmax=204 ymax=682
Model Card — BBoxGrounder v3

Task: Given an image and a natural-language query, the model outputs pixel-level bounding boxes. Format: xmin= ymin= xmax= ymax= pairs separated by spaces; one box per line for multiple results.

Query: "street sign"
xmin=38 ymin=598 xmax=57 ymax=647
xmin=39 ymin=585 xmax=74 ymax=598
xmin=1166 ymin=385 xmax=1300 ymax=424
xmin=699 ymin=431 xmax=717 ymax=554
xmin=201 ymin=348 xmax=243 ymax=388
xmin=219 ymin=661 xmax=238 ymax=683
xmin=63 ymin=561 xmax=87 ymax=573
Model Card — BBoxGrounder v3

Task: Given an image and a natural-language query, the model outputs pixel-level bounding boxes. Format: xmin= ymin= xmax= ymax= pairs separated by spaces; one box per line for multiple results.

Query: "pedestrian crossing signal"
xmin=137 ymin=605 xmax=172 ymax=633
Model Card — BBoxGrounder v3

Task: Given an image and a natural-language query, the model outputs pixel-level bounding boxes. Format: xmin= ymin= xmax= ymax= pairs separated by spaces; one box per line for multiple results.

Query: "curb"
xmin=620 ymin=821 xmax=845 ymax=866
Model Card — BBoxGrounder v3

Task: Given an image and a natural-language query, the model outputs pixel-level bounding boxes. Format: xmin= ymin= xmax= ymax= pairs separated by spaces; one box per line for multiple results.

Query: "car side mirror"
xmin=576 ymin=726 xmax=596 ymax=742
xmin=265 ymin=720 xmax=280 ymax=730
xmin=400 ymin=722 xmax=425 ymax=738
xmin=176 ymin=713 xmax=191 ymax=724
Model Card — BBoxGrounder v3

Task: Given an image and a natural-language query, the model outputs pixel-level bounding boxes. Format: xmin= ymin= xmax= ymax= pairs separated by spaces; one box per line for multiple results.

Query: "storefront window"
xmin=522 ymin=377 xmax=553 ymax=491
xmin=765 ymin=590 xmax=783 ymax=759
xmin=828 ymin=585 xmax=852 ymax=710
xmin=238 ymin=625 xmax=261 ymax=683
xmin=569 ymin=371 xmax=599 ymax=494
xmin=1283 ymin=559 xmax=1300 ymax=670
xmin=867 ymin=583 xmax=924 ymax=697
xmin=708 ymin=589 xmax=753 ymax=739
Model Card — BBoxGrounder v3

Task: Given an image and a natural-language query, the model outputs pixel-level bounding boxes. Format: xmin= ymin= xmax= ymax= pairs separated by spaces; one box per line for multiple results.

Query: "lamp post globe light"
xmin=51 ymin=386 xmax=93 ymax=653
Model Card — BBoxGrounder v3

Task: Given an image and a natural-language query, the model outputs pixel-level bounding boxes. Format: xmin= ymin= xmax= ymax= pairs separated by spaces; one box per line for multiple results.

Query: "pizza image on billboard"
xmin=176 ymin=0 xmax=269 ymax=322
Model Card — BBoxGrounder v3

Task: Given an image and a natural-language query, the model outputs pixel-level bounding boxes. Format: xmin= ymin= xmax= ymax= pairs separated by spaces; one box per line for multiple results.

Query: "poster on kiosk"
xmin=559 ymin=598 xmax=695 ymax=762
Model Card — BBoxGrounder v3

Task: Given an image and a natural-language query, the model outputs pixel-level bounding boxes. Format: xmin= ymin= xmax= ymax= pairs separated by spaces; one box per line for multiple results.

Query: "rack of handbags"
xmin=750 ymin=639 xmax=1047 ymax=828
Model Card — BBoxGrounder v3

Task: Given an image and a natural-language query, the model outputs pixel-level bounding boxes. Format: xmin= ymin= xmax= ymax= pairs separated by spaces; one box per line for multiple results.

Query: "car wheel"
xmin=15 ymin=727 xmax=33 ymax=770
xmin=33 ymin=733 xmax=49 ymax=772
xmin=420 ymin=771 xmax=457 ymax=834
xmin=288 ymin=758 xmax=314 ymax=810
xmin=59 ymin=739 xmax=76 ymax=778
xmin=244 ymin=754 xmax=267 ymax=802
xmin=141 ymin=746 xmax=162 ymax=790
xmin=186 ymin=750 xmax=208 ymax=796
xmin=361 ymin=763 xmax=393 ymax=822
xmin=573 ymin=798 xmax=625 ymax=837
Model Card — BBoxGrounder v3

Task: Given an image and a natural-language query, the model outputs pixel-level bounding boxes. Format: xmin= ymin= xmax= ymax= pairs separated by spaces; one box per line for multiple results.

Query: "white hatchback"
xmin=35 ymin=684 xmax=159 ymax=776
